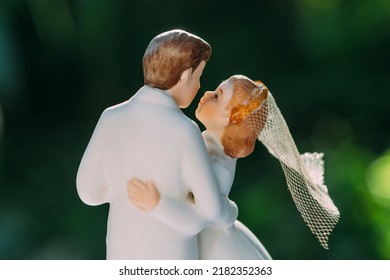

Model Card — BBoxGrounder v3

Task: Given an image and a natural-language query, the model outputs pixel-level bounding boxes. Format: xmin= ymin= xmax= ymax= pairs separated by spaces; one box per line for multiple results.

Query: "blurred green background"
xmin=1 ymin=0 xmax=389 ymax=260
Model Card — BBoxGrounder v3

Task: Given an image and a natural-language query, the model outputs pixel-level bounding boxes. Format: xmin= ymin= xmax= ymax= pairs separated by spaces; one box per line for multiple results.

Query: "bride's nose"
xmin=204 ymin=91 xmax=217 ymax=99
xmin=199 ymin=91 xmax=211 ymax=102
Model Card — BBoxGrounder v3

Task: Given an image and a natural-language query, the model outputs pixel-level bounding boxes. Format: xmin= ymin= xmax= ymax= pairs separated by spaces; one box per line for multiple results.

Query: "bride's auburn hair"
xmin=221 ymin=75 xmax=268 ymax=158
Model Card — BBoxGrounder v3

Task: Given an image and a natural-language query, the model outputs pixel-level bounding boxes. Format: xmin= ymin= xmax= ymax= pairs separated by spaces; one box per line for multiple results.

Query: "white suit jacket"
xmin=76 ymin=85 xmax=237 ymax=259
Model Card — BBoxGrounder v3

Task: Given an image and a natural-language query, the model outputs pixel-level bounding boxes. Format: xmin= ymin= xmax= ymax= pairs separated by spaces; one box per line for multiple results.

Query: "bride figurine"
xmin=128 ymin=74 xmax=271 ymax=259
xmin=128 ymin=74 xmax=340 ymax=259
xmin=195 ymin=75 xmax=272 ymax=259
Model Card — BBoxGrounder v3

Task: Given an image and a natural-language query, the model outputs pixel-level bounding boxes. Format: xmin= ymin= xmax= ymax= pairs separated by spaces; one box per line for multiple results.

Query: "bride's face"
xmin=195 ymin=80 xmax=233 ymax=137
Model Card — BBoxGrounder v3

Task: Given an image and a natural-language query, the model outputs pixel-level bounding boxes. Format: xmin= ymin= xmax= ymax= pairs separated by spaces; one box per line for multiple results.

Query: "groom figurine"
xmin=76 ymin=29 xmax=238 ymax=259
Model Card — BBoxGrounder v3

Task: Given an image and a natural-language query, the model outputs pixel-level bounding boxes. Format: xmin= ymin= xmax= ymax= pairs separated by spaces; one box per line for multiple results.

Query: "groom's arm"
xmin=127 ymin=124 xmax=237 ymax=235
xmin=76 ymin=112 xmax=109 ymax=206
xmin=180 ymin=124 xmax=238 ymax=229
xmin=128 ymin=178 xmax=208 ymax=236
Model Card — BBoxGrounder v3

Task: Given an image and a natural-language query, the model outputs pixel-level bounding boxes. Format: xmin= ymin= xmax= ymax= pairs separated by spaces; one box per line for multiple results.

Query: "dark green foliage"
xmin=1 ymin=0 xmax=389 ymax=259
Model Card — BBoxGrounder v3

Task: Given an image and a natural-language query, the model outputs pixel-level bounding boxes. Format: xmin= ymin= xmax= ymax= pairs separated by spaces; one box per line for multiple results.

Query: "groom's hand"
xmin=127 ymin=178 xmax=160 ymax=211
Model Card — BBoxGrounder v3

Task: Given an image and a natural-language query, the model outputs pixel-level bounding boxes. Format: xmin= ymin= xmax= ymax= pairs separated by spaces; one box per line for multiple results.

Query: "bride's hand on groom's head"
xmin=127 ymin=178 xmax=160 ymax=211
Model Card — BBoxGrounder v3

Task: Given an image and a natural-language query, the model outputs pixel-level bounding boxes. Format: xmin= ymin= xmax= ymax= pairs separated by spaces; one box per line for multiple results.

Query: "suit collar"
xmin=135 ymin=85 xmax=179 ymax=109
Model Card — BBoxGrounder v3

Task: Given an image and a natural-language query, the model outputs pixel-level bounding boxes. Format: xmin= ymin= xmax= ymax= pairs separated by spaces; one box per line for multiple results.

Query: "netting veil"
xmin=247 ymin=90 xmax=340 ymax=249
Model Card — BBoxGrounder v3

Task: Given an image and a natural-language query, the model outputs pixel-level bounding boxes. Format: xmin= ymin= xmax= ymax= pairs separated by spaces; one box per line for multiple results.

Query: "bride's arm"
xmin=127 ymin=178 xmax=208 ymax=236
xmin=127 ymin=157 xmax=237 ymax=235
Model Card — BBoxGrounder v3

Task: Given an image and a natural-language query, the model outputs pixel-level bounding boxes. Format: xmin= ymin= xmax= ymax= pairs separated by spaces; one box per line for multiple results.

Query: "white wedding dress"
xmin=198 ymin=131 xmax=272 ymax=260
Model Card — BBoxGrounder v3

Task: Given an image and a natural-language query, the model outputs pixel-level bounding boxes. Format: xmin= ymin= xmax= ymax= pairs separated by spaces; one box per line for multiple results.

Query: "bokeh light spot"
xmin=367 ymin=151 xmax=390 ymax=208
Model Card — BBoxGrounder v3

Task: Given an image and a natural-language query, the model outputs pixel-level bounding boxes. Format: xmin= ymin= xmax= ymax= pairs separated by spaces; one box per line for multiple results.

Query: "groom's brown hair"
xmin=143 ymin=29 xmax=211 ymax=90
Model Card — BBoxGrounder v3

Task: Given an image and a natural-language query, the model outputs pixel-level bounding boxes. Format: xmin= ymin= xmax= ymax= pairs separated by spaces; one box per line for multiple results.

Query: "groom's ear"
xmin=178 ymin=68 xmax=192 ymax=85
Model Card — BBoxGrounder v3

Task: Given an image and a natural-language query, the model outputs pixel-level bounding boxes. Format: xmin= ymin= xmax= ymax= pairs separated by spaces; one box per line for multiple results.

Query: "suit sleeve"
xmin=148 ymin=124 xmax=211 ymax=236
xmin=76 ymin=112 xmax=109 ymax=206
xmin=150 ymin=196 xmax=207 ymax=236
xmin=181 ymin=126 xmax=238 ymax=228
xmin=149 ymin=123 xmax=238 ymax=235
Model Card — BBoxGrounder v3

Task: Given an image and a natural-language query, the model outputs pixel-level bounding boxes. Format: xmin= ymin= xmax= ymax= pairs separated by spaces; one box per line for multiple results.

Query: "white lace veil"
xmin=247 ymin=90 xmax=340 ymax=249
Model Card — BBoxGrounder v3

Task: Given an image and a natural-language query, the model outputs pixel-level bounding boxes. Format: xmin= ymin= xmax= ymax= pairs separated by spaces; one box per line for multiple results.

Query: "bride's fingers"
xmin=128 ymin=183 xmax=138 ymax=195
xmin=128 ymin=179 xmax=149 ymax=193
xmin=146 ymin=180 xmax=157 ymax=192
xmin=127 ymin=185 xmax=145 ymax=200
xmin=128 ymin=178 xmax=147 ymax=188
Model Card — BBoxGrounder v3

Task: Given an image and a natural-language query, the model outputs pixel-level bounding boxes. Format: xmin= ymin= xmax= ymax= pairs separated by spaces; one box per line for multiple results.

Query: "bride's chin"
xmin=195 ymin=106 xmax=202 ymax=117
xmin=195 ymin=110 xmax=205 ymax=124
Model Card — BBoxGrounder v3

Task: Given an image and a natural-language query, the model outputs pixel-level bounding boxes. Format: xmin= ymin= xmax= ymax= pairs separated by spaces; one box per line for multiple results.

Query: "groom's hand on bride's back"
xmin=127 ymin=178 xmax=160 ymax=211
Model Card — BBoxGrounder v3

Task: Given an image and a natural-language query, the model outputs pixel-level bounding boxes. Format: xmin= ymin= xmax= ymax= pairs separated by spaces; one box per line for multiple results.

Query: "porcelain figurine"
xmin=128 ymin=75 xmax=272 ymax=259
xmin=76 ymin=29 xmax=238 ymax=259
